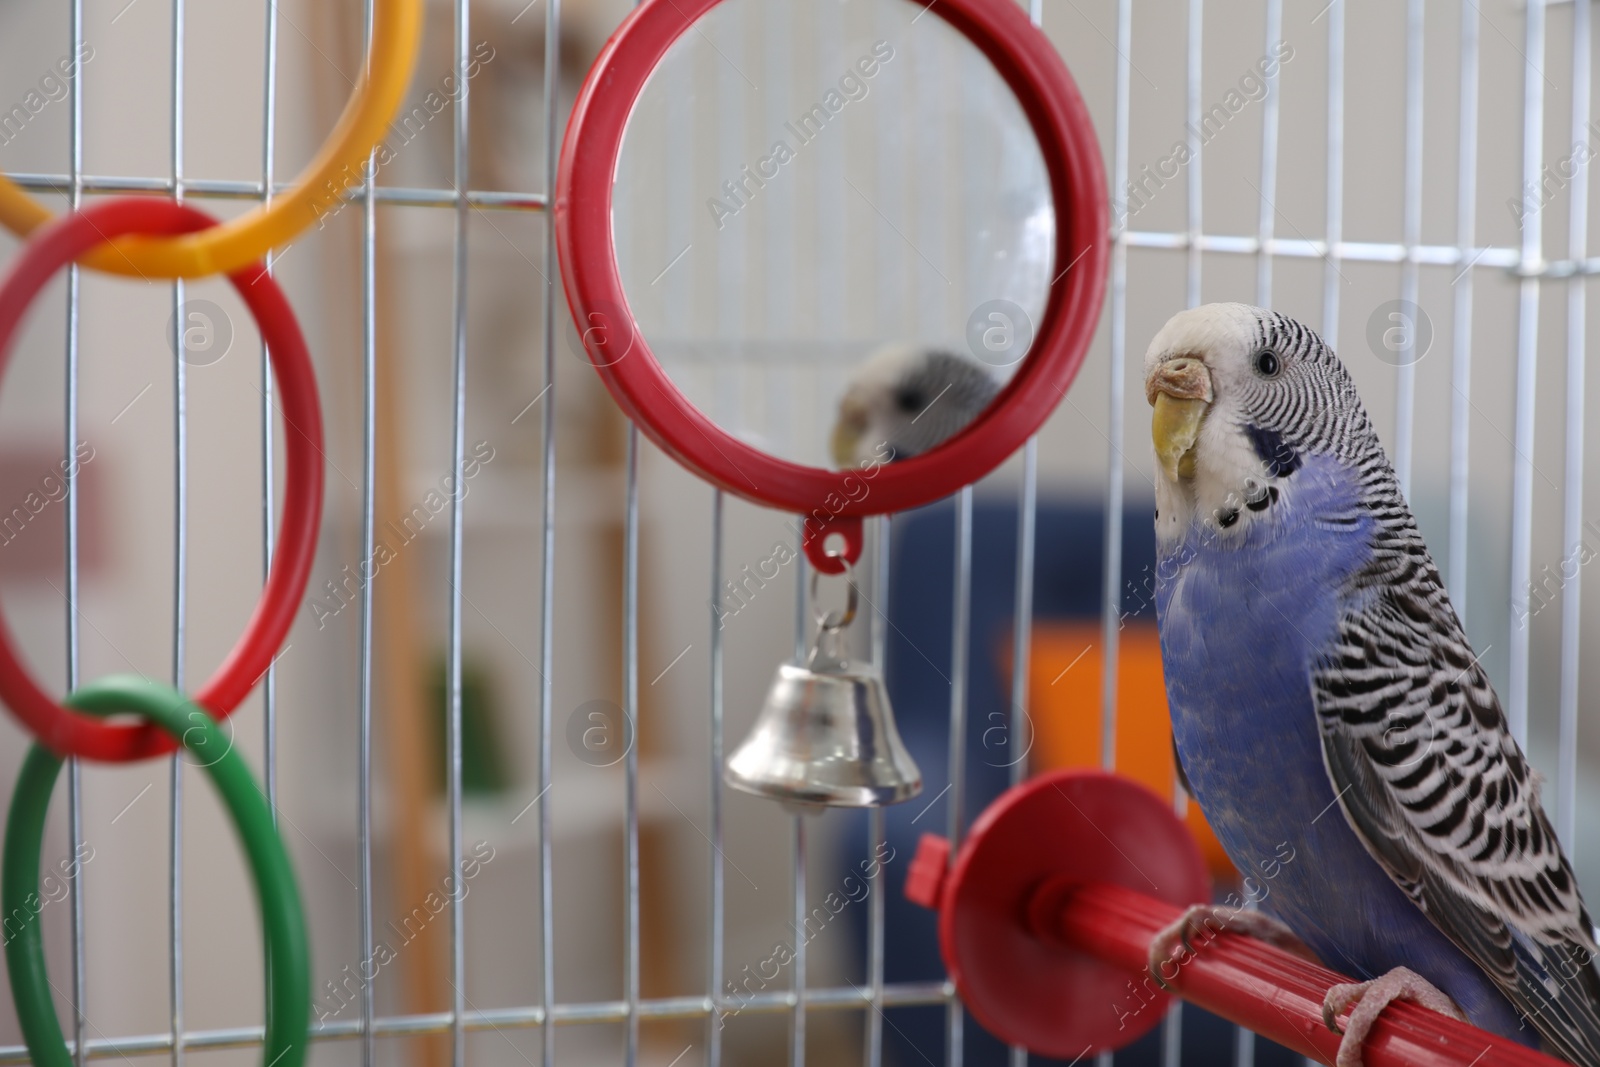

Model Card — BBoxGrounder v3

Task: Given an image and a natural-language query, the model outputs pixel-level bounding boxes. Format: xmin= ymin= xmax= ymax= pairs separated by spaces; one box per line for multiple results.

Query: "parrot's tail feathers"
xmin=1509 ymin=932 xmax=1600 ymax=1067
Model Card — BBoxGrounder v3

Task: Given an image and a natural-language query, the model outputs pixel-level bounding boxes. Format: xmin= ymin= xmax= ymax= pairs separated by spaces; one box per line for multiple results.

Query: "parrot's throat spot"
xmin=1245 ymin=424 xmax=1301 ymax=479
xmin=1246 ymin=486 xmax=1279 ymax=512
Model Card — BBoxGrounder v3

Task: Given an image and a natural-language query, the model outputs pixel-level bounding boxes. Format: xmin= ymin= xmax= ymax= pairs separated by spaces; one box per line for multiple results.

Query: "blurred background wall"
xmin=0 ymin=1 xmax=1596 ymax=1066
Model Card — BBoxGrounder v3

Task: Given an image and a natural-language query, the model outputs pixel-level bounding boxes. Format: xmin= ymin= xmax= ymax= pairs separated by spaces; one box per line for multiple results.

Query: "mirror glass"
xmin=612 ymin=0 xmax=1054 ymax=469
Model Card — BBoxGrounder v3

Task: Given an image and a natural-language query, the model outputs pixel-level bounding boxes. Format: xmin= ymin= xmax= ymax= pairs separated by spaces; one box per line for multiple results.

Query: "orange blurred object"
xmin=1007 ymin=620 xmax=1235 ymax=882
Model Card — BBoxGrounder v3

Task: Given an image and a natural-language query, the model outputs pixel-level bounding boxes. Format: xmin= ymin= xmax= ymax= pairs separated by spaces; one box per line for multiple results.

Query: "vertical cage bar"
xmin=707 ymin=490 xmax=726 ymax=1066
xmin=1255 ymin=0 xmax=1283 ymax=307
xmin=866 ymin=514 xmax=890 ymax=1067
xmin=765 ymin=1 xmax=795 ymax=455
xmin=623 ymin=427 xmax=641 ymax=1067
xmin=1557 ymin=0 xmax=1589 ymax=848
xmin=1233 ymin=1021 xmax=1256 ymax=1067
xmin=61 ymin=0 xmax=86 ymax=1007
xmin=945 ymin=485 xmax=973 ymax=1067
xmin=169 ymin=0 xmax=188 ymax=1061
xmin=816 ymin=5 xmax=845 ymax=399
xmin=1162 ymin=771 xmax=1189 ymax=1067
xmin=794 ymin=530 xmax=808 ymax=663
xmin=1508 ymin=0 xmax=1546 ymax=747
xmin=1099 ymin=0 xmax=1134 ymax=779
xmin=865 ymin=803 xmax=887 ymax=1067
xmin=260 ymin=0 xmax=282 ymax=818
xmin=1392 ymin=0 xmax=1425 ymax=497
xmin=876 ymin=511 xmax=889 ymax=697
xmin=64 ymin=0 xmax=86 ymax=1059
xmin=790 ymin=545 xmax=807 ymax=1066
xmin=446 ymin=0 xmax=473 ymax=1060
xmin=912 ymin=22 xmax=947 ymax=338
xmin=1167 ymin=779 xmax=1193 ymax=1067
xmin=356 ymin=0 xmax=378 ymax=1060
xmin=1009 ymin=438 xmax=1036 ymax=790
xmin=1158 ymin=0 xmax=1184 ymax=1027
xmin=261 ymin=1 xmax=288 ymax=1062
xmin=170 ymin=0 xmax=187 ymax=647
xmin=1013 ymin=0 xmax=1045 ymax=803
xmin=870 ymin=0 xmax=896 ymax=344
xmin=713 ymin=1 xmax=746 ymax=447
xmin=538 ymin=0 xmax=563 ymax=1058
xmin=1448 ymin=0 xmax=1479 ymax=612
xmin=1107 ymin=4 xmax=1132 ymax=1036
xmin=1006 ymin=441 xmax=1036 ymax=1067
xmin=356 ymin=184 xmax=378 ymax=1064
xmin=1157 ymin=37 xmax=1183 ymax=1067
xmin=168 ymin=199 xmax=187 ymax=1067
xmin=790 ymin=815 xmax=807 ymax=1067
xmin=1001 ymin=64 xmax=1048 ymax=1067
xmin=1161 ymin=1003 xmax=1184 ymax=1067
xmin=1090 ymin=35 xmax=1135 ymax=1025
xmin=1185 ymin=0 xmax=1203 ymax=309
xmin=1322 ymin=0 xmax=1345 ymax=348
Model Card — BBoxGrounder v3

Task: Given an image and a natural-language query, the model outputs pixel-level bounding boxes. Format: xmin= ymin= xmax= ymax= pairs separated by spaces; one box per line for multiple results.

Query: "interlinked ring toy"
xmin=4 ymin=676 xmax=309 ymax=1067
xmin=0 ymin=198 xmax=324 ymax=761
xmin=0 ymin=0 xmax=421 ymax=279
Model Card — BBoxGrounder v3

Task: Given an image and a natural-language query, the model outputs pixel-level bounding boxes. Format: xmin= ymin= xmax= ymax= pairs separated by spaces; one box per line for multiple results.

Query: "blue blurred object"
xmin=841 ymin=494 xmax=1303 ymax=1067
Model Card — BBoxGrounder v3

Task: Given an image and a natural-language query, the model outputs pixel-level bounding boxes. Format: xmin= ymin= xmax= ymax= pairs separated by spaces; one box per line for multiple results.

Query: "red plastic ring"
xmin=554 ymin=0 xmax=1108 ymax=521
xmin=0 ymin=198 xmax=324 ymax=761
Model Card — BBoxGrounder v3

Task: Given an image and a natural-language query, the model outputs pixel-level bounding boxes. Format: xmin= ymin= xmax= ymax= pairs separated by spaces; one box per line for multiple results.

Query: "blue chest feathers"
xmin=1154 ymin=452 xmax=1371 ymax=851
xmin=1152 ymin=454 xmax=1522 ymax=1032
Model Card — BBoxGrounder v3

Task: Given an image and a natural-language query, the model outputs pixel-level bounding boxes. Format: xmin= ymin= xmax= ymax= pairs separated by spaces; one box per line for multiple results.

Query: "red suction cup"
xmin=906 ymin=769 xmax=1210 ymax=1058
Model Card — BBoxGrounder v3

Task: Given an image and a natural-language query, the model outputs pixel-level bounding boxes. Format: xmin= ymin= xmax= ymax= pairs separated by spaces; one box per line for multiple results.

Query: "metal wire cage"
xmin=0 ymin=1 xmax=1596 ymax=1066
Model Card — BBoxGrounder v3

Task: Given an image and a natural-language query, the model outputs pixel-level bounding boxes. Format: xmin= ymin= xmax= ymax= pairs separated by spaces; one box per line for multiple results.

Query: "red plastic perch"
xmin=904 ymin=769 xmax=1563 ymax=1066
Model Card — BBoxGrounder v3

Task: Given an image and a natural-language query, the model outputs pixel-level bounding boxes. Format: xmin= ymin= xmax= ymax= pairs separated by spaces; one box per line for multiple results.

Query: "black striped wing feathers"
xmin=1313 ymin=541 xmax=1600 ymax=1065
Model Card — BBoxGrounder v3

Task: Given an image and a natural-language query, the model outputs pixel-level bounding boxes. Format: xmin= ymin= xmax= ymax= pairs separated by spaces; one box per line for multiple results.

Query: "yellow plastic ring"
xmin=0 ymin=0 xmax=422 ymax=279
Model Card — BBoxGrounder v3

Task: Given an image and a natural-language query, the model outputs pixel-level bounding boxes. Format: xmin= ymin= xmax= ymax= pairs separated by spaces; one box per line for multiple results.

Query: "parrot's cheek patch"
xmin=1152 ymin=393 xmax=1209 ymax=482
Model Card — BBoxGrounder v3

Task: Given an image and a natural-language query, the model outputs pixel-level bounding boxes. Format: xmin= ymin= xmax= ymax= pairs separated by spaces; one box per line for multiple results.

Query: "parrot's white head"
xmin=1142 ymin=302 xmax=1373 ymax=545
xmin=830 ymin=344 xmax=1001 ymax=467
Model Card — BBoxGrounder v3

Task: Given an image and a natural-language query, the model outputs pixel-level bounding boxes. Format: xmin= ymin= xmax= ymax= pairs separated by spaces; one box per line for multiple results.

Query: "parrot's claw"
xmin=1321 ymin=967 xmax=1466 ymax=1067
xmin=1146 ymin=904 xmax=1316 ymax=989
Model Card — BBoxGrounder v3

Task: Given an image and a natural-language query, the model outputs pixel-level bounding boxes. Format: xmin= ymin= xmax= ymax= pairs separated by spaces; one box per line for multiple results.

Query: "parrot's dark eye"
xmin=894 ymin=387 xmax=924 ymax=414
xmin=1254 ymin=349 xmax=1281 ymax=378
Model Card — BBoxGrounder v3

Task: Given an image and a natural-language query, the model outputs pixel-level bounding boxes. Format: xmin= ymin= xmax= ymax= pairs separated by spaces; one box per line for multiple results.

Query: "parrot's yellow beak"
xmin=831 ymin=402 xmax=867 ymax=467
xmin=1147 ymin=356 xmax=1213 ymax=483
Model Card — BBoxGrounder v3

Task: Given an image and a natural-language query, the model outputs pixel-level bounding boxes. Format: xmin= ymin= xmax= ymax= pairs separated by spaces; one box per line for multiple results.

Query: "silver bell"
xmin=725 ymin=562 xmax=922 ymax=808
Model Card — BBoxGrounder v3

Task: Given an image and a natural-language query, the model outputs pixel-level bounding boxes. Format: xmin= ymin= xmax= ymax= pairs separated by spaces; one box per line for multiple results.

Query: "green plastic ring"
xmin=3 ymin=675 xmax=309 ymax=1067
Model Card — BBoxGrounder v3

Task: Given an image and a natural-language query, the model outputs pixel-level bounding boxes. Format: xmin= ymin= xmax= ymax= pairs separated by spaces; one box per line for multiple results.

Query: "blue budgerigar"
xmin=1144 ymin=303 xmax=1600 ymax=1066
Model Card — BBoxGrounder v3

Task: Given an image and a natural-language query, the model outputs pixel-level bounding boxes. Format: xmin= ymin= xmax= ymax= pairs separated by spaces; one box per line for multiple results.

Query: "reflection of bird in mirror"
xmin=829 ymin=344 xmax=1001 ymax=468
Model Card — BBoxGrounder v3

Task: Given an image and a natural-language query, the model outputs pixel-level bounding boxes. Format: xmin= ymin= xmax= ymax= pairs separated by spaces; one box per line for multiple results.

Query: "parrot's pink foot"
xmin=1321 ymin=967 xmax=1467 ymax=1067
xmin=1147 ymin=904 xmax=1317 ymax=987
